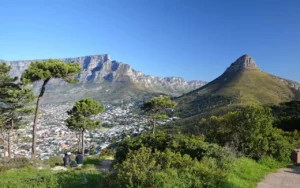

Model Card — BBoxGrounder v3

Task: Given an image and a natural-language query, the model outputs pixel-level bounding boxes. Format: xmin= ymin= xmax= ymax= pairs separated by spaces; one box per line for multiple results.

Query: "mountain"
xmin=176 ymin=54 xmax=300 ymax=118
xmin=0 ymin=54 xmax=206 ymax=103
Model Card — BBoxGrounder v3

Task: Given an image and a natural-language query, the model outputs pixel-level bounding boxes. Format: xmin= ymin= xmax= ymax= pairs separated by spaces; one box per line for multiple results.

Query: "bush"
xmin=43 ymin=156 xmax=63 ymax=167
xmin=116 ymin=131 xmax=234 ymax=165
xmin=202 ymin=106 xmax=293 ymax=162
xmin=114 ymin=147 xmax=228 ymax=188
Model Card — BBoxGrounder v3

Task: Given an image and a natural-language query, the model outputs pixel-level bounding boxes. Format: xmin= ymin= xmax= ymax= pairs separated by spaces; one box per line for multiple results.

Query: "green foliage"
xmin=43 ymin=156 xmax=63 ymax=168
xmin=115 ymin=131 xmax=234 ymax=168
xmin=141 ymin=96 xmax=177 ymax=114
xmin=224 ymin=157 xmax=286 ymax=188
xmin=114 ymin=147 xmax=228 ymax=188
xmin=111 ymin=131 xmax=235 ymax=187
xmin=0 ymin=167 xmax=104 ymax=188
xmin=66 ymin=98 xmax=105 ymax=131
xmin=0 ymin=62 xmax=35 ymax=123
xmin=21 ymin=59 xmax=82 ymax=84
xmin=202 ymin=105 xmax=293 ymax=161
xmin=271 ymin=100 xmax=300 ymax=131
xmin=141 ymin=96 xmax=177 ymax=134
xmin=0 ymin=158 xmax=33 ymax=172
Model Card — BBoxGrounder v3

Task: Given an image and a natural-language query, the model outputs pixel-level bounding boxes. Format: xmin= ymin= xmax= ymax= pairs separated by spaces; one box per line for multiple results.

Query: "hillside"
xmin=176 ymin=54 xmax=300 ymax=118
xmin=0 ymin=54 xmax=206 ymax=104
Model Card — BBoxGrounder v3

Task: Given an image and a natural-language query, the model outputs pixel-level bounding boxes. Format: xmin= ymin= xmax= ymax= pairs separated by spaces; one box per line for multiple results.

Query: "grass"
xmin=0 ymin=154 xmax=115 ymax=188
xmin=223 ymin=157 xmax=287 ymax=188
xmin=0 ymin=166 xmax=105 ymax=188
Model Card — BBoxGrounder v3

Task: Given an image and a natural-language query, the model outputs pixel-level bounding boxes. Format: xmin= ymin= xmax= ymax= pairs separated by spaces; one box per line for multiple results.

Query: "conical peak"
xmin=225 ymin=54 xmax=260 ymax=73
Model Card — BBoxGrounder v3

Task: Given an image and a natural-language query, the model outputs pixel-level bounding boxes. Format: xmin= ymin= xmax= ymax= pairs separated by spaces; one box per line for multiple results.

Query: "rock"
xmin=51 ymin=166 xmax=67 ymax=171
xmin=0 ymin=54 xmax=207 ymax=96
xmin=225 ymin=54 xmax=260 ymax=72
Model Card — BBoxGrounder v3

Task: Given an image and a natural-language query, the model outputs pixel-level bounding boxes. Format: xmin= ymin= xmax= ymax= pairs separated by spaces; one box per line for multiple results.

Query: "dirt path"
xmin=96 ymin=160 xmax=114 ymax=173
xmin=257 ymin=167 xmax=300 ymax=188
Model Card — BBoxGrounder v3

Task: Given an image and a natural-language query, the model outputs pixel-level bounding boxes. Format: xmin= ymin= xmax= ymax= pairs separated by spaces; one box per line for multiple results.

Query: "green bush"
xmin=43 ymin=156 xmax=63 ymax=167
xmin=113 ymin=147 xmax=228 ymax=188
xmin=116 ymin=131 xmax=234 ymax=165
xmin=201 ymin=105 xmax=293 ymax=161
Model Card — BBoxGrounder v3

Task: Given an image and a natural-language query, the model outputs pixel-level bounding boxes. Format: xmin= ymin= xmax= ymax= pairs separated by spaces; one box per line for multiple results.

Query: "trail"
xmin=96 ymin=160 xmax=114 ymax=173
xmin=257 ymin=167 xmax=300 ymax=188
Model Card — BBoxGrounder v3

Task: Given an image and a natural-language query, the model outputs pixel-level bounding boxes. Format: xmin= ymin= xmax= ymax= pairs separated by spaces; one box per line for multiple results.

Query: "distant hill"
xmin=176 ymin=54 xmax=300 ymax=118
xmin=0 ymin=54 xmax=206 ymax=104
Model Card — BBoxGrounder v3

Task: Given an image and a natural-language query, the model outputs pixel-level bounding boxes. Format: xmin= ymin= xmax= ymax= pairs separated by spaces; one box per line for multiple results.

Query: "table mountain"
xmin=0 ymin=54 xmax=206 ymax=103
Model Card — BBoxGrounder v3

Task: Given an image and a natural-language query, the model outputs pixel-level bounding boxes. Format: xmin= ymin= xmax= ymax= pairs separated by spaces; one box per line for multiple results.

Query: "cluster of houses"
xmin=2 ymin=101 xmax=151 ymax=159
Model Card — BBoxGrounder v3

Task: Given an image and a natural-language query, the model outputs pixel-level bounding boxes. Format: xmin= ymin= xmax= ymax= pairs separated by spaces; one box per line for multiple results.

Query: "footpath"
xmin=257 ymin=167 xmax=300 ymax=188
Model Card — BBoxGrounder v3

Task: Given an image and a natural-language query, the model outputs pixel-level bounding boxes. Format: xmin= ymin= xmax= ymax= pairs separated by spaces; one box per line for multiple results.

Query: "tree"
xmin=271 ymin=100 xmax=300 ymax=131
xmin=21 ymin=59 xmax=82 ymax=158
xmin=0 ymin=63 xmax=34 ymax=159
xmin=141 ymin=96 xmax=177 ymax=135
xmin=201 ymin=105 xmax=293 ymax=161
xmin=66 ymin=98 xmax=104 ymax=157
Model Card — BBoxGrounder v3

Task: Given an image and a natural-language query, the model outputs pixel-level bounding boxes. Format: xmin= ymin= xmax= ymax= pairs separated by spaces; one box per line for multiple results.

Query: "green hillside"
xmin=176 ymin=55 xmax=300 ymax=118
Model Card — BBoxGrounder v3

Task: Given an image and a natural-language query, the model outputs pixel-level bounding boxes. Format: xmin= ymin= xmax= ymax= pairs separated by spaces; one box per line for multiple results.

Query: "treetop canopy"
xmin=21 ymin=59 xmax=82 ymax=84
xmin=141 ymin=96 xmax=177 ymax=113
xmin=67 ymin=98 xmax=105 ymax=118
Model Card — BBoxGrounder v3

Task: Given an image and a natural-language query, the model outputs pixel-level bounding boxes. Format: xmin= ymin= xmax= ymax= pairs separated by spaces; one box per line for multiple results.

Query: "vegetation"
xmin=224 ymin=157 xmax=286 ymax=188
xmin=0 ymin=166 xmax=105 ymax=188
xmin=2 ymin=58 xmax=300 ymax=188
xmin=176 ymin=70 xmax=300 ymax=118
xmin=271 ymin=100 xmax=300 ymax=131
xmin=66 ymin=98 xmax=105 ymax=156
xmin=200 ymin=105 xmax=293 ymax=162
xmin=0 ymin=63 xmax=34 ymax=159
xmin=141 ymin=96 xmax=177 ymax=135
xmin=21 ymin=59 xmax=82 ymax=158
xmin=104 ymin=130 xmax=289 ymax=188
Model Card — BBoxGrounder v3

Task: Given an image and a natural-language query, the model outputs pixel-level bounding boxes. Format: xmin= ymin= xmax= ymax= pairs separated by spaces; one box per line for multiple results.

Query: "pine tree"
xmin=66 ymin=98 xmax=104 ymax=157
xmin=141 ymin=96 xmax=177 ymax=135
xmin=21 ymin=59 xmax=82 ymax=158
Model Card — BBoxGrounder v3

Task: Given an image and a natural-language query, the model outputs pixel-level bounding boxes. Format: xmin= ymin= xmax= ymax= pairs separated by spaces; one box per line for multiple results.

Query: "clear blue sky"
xmin=0 ymin=0 xmax=299 ymax=82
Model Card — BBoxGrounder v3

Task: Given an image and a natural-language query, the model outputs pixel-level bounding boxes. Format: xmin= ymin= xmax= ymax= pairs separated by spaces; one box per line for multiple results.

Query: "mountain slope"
xmin=176 ymin=54 xmax=300 ymax=117
xmin=0 ymin=54 xmax=206 ymax=103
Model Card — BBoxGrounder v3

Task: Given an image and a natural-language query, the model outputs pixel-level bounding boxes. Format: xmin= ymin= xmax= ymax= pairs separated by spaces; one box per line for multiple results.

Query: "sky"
xmin=0 ymin=0 xmax=299 ymax=82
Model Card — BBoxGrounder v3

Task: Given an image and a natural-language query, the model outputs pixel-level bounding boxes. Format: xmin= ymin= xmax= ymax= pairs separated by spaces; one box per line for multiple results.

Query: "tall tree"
xmin=141 ymin=96 xmax=177 ymax=135
xmin=21 ymin=59 xmax=82 ymax=158
xmin=0 ymin=63 xmax=34 ymax=158
xmin=66 ymin=98 xmax=104 ymax=157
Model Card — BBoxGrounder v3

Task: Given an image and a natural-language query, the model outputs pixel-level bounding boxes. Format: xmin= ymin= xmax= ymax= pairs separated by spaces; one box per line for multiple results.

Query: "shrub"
xmin=114 ymin=147 xmax=228 ymax=188
xmin=43 ymin=156 xmax=63 ymax=167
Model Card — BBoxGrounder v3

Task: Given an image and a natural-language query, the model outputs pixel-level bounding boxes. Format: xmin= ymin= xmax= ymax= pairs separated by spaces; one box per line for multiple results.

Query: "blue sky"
xmin=0 ymin=0 xmax=299 ymax=82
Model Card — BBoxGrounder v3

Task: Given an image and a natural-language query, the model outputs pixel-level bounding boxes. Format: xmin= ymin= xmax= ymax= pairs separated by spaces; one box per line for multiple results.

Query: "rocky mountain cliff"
xmin=0 ymin=54 xmax=206 ymax=102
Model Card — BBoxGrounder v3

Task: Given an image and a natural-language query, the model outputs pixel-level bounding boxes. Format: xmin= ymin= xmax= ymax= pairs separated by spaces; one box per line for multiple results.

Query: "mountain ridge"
xmin=0 ymin=54 xmax=207 ymax=103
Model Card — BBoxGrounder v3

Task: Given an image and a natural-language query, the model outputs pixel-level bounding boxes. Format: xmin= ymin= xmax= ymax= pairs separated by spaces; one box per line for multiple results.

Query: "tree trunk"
xmin=8 ymin=119 xmax=14 ymax=159
xmin=152 ymin=118 xmax=156 ymax=135
xmin=32 ymin=78 xmax=50 ymax=158
xmin=78 ymin=131 xmax=81 ymax=153
xmin=3 ymin=131 xmax=7 ymax=164
xmin=81 ymin=129 xmax=85 ymax=157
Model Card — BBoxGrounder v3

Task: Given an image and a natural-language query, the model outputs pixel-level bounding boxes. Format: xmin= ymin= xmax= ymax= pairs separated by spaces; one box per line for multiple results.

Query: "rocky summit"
xmin=225 ymin=54 xmax=260 ymax=73
xmin=0 ymin=54 xmax=206 ymax=103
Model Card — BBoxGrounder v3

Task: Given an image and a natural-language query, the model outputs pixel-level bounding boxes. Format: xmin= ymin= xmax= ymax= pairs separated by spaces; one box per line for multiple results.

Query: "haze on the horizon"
xmin=0 ymin=0 xmax=299 ymax=82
